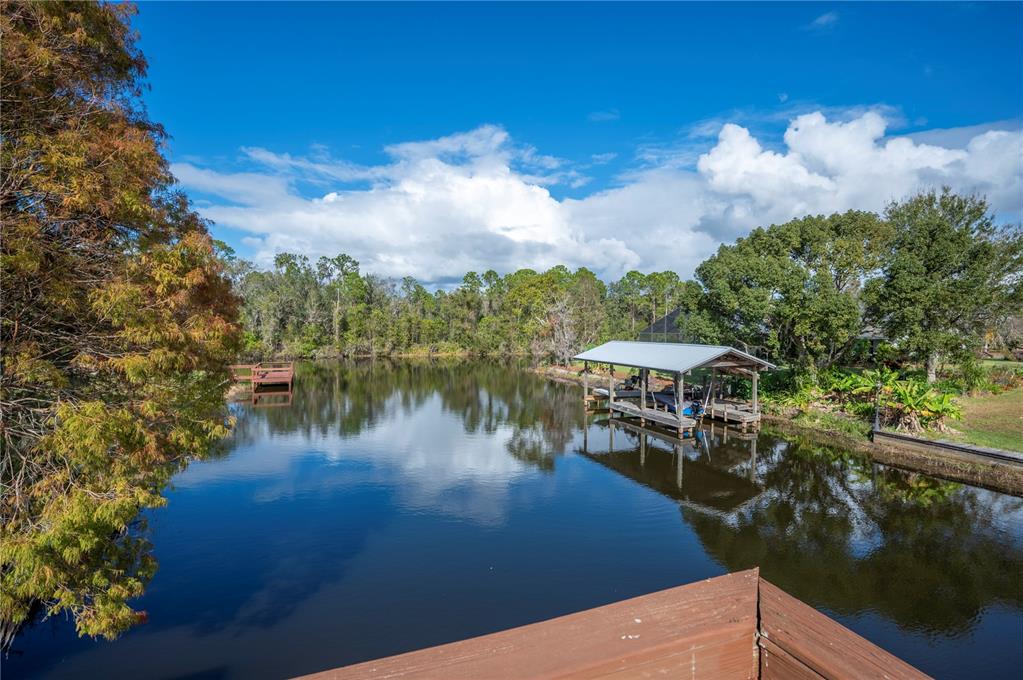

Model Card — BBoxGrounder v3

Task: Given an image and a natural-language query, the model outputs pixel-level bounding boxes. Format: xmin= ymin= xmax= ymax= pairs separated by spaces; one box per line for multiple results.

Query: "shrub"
xmin=884 ymin=379 xmax=962 ymax=433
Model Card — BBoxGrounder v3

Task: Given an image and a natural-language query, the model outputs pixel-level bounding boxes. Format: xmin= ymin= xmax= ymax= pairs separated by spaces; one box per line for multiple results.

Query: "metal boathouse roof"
xmin=573 ymin=341 xmax=775 ymax=374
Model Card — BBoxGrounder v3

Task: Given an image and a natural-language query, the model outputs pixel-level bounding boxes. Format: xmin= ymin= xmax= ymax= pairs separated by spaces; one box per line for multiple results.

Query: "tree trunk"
xmin=925 ymin=351 xmax=938 ymax=384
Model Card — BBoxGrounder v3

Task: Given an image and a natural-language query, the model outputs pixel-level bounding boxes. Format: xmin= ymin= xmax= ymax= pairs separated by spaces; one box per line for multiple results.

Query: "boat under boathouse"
xmin=574 ymin=341 xmax=776 ymax=433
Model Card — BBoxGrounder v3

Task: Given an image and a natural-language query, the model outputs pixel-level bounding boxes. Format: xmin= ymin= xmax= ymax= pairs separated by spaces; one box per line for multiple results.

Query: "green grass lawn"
xmin=951 ymin=387 xmax=1023 ymax=452
xmin=981 ymin=359 xmax=1023 ymax=369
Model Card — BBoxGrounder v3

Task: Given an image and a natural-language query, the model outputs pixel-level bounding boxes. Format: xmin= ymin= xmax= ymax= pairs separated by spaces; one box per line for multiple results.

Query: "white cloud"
xmin=173 ymin=112 xmax=1023 ymax=284
xmin=807 ymin=11 xmax=839 ymax=30
xmin=590 ymin=152 xmax=618 ymax=165
xmin=171 ymin=164 xmax=293 ymax=206
xmin=588 ymin=109 xmax=621 ymax=122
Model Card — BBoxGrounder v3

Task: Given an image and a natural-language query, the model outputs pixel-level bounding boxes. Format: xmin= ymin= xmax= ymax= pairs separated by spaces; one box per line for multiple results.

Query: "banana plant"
xmin=885 ymin=379 xmax=961 ymax=432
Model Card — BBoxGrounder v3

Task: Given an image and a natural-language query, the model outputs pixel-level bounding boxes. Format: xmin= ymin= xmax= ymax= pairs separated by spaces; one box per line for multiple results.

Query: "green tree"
xmin=697 ymin=211 xmax=890 ymax=371
xmin=866 ymin=189 xmax=1023 ymax=382
xmin=1 ymin=1 xmax=240 ymax=640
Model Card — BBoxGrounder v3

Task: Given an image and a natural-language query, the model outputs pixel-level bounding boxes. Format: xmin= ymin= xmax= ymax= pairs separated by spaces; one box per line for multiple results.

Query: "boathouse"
xmin=574 ymin=341 xmax=775 ymax=433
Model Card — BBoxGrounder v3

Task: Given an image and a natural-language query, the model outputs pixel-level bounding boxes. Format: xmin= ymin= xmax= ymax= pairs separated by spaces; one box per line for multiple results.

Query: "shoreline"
xmin=535 ymin=365 xmax=1023 ymax=497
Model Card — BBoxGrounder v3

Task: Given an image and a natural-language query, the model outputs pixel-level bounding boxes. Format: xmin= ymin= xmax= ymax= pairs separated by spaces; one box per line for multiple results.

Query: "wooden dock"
xmin=229 ymin=362 xmax=295 ymax=408
xmin=609 ymin=399 xmax=697 ymax=431
xmin=575 ymin=342 xmax=774 ymax=433
xmin=297 ymin=568 xmax=929 ymax=680
xmin=706 ymin=400 xmax=761 ymax=429
xmin=229 ymin=361 xmax=295 ymax=388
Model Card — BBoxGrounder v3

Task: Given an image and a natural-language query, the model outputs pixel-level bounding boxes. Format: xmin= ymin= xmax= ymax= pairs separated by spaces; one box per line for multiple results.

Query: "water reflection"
xmin=7 ymin=361 xmax=1023 ymax=680
xmin=579 ymin=417 xmax=1023 ymax=638
xmin=213 ymin=361 xmax=582 ymax=525
xmin=580 ymin=420 xmax=761 ymax=514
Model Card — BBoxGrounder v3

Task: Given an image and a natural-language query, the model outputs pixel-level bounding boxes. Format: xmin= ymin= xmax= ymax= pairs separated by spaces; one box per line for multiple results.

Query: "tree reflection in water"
xmin=229 ymin=359 xmax=584 ymax=472
xmin=579 ymin=418 xmax=1023 ymax=639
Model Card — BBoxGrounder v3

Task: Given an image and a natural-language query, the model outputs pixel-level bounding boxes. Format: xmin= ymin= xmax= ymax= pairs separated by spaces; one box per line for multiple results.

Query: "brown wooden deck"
xmin=706 ymin=400 xmax=761 ymax=429
xmin=296 ymin=569 xmax=929 ymax=680
xmin=610 ymin=399 xmax=697 ymax=432
xmin=229 ymin=361 xmax=295 ymax=388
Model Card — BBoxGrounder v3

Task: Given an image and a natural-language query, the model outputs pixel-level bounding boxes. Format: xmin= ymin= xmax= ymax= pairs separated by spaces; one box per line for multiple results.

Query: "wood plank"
xmin=706 ymin=405 xmax=759 ymax=425
xmin=610 ymin=418 xmax=687 ymax=446
xmin=758 ymin=579 xmax=931 ymax=680
xmin=759 ymin=637 xmax=823 ymax=680
xmin=610 ymin=401 xmax=696 ymax=429
xmin=298 ymin=570 xmax=760 ymax=680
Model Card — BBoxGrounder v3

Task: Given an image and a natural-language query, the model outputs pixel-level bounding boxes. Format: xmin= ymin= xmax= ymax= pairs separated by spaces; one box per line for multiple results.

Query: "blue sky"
xmin=134 ymin=2 xmax=1023 ymax=283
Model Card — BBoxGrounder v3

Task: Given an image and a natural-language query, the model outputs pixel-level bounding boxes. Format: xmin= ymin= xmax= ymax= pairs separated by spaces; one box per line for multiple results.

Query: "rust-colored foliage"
xmin=1 ymin=1 xmax=240 ymax=642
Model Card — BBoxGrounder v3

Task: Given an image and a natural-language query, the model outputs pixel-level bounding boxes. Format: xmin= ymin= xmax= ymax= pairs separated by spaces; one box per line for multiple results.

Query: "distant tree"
xmin=566 ymin=267 xmax=607 ymax=348
xmin=866 ymin=189 xmax=1023 ymax=382
xmin=317 ymin=253 xmax=360 ymax=349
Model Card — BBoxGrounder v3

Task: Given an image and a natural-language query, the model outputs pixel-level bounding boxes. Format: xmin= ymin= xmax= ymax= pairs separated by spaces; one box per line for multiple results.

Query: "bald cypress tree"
xmin=1 ymin=1 xmax=240 ymax=640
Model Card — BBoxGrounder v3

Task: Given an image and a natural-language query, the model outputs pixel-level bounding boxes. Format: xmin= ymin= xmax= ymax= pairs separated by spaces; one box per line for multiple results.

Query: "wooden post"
xmin=674 ymin=372 xmax=682 ymax=435
xmin=707 ymin=368 xmax=717 ymax=420
xmin=640 ymin=432 xmax=646 ymax=467
xmin=583 ymin=361 xmax=589 ymax=399
xmin=751 ymin=369 xmax=759 ymax=415
xmin=675 ymin=443 xmax=683 ymax=489
xmin=749 ymin=437 xmax=757 ymax=482
xmin=680 ymin=371 xmax=685 ymax=412
xmin=608 ymin=364 xmax=615 ymax=414
xmin=640 ymin=368 xmax=647 ymax=425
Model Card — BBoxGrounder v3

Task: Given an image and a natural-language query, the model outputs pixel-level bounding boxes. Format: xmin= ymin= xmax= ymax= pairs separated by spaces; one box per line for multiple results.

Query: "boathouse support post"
xmin=640 ymin=368 xmax=647 ymax=425
xmin=583 ymin=361 xmax=589 ymax=399
xmin=608 ymin=364 xmax=615 ymax=416
xmin=680 ymin=371 xmax=685 ymax=412
xmin=752 ymin=370 xmax=759 ymax=415
xmin=674 ymin=372 xmax=682 ymax=435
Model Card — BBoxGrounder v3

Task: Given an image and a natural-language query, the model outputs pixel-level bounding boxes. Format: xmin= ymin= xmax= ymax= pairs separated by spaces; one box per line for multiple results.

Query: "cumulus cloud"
xmin=173 ymin=111 xmax=1023 ymax=284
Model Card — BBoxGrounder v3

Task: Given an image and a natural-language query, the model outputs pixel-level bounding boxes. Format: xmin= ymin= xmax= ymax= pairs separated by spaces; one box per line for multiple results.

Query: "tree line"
xmin=225 ymin=249 xmax=701 ymax=363
xmin=231 ymin=190 xmax=1023 ymax=383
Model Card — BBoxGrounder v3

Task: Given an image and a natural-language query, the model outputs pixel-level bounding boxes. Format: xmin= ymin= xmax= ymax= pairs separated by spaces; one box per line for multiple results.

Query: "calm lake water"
xmin=7 ymin=361 xmax=1023 ymax=679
